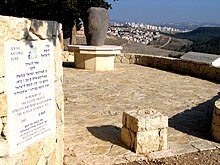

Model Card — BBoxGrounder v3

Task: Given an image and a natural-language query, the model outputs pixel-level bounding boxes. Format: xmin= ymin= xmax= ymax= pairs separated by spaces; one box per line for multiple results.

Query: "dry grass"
xmin=64 ymin=35 xmax=184 ymax=58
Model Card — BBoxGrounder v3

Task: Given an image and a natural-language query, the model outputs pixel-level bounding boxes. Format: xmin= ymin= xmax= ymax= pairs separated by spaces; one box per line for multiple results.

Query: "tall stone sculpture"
xmin=83 ymin=7 xmax=109 ymax=46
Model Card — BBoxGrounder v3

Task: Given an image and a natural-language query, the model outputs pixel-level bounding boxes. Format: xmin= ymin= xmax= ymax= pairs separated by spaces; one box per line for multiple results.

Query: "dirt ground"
xmin=117 ymin=148 xmax=220 ymax=165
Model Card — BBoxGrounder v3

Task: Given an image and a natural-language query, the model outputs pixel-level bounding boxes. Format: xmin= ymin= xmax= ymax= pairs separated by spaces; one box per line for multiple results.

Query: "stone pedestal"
xmin=121 ymin=109 xmax=168 ymax=154
xmin=211 ymin=99 xmax=220 ymax=142
xmin=68 ymin=45 xmax=122 ymax=71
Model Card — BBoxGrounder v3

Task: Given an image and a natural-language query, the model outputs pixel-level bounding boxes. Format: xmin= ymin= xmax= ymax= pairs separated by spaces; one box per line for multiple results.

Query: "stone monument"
xmin=0 ymin=16 xmax=64 ymax=165
xmin=68 ymin=7 xmax=122 ymax=71
xmin=84 ymin=7 xmax=109 ymax=46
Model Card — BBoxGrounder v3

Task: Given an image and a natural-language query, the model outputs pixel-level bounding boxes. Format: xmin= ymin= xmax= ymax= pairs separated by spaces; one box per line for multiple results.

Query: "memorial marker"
xmin=4 ymin=40 xmax=56 ymax=155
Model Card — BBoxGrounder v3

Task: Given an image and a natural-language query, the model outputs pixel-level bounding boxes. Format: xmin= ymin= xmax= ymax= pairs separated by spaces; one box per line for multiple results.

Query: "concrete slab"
xmin=181 ymin=51 xmax=219 ymax=64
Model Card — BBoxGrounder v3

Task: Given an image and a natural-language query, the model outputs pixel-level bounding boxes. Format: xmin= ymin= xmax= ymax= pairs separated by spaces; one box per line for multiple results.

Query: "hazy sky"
xmin=107 ymin=0 xmax=220 ymax=24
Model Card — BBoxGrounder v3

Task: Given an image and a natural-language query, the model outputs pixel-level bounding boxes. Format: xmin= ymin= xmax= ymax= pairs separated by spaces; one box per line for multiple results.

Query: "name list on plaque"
xmin=4 ymin=40 xmax=56 ymax=155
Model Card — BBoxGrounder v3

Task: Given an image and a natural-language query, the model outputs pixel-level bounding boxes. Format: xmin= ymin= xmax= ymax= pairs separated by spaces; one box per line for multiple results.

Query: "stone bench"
xmin=211 ymin=99 xmax=220 ymax=142
xmin=68 ymin=45 xmax=122 ymax=71
xmin=121 ymin=109 xmax=168 ymax=154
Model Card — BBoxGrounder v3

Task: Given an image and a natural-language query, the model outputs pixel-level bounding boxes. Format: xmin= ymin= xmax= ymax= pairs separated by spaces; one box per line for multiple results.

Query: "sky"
xmin=107 ymin=0 xmax=220 ymax=24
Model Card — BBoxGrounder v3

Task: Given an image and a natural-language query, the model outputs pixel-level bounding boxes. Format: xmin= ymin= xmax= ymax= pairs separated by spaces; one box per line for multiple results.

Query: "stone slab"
xmin=212 ymin=57 xmax=220 ymax=68
xmin=68 ymin=45 xmax=122 ymax=71
xmin=181 ymin=51 xmax=220 ymax=64
xmin=4 ymin=40 xmax=56 ymax=155
xmin=68 ymin=45 xmax=122 ymax=52
xmin=149 ymin=145 xmax=198 ymax=159
xmin=191 ymin=139 xmax=218 ymax=151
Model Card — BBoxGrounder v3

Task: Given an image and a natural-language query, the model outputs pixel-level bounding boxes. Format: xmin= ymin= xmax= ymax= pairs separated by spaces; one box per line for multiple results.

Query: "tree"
xmin=0 ymin=0 xmax=118 ymax=42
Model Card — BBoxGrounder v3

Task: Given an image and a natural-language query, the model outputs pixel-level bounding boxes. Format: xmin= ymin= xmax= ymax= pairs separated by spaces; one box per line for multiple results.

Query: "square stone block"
xmin=121 ymin=109 xmax=168 ymax=154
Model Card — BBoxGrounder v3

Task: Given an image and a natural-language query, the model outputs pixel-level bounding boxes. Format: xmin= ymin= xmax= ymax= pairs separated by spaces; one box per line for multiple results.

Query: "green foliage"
xmin=173 ymin=27 xmax=220 ymax=55
xmin=191 ymin=37 xmax=220 ymax=55
xmin=0 ymin=0 xmax=77 ymax=21
xmin=0 ymin=0 xmax=118 ymax=38
xmin=77 ymin=0 xmax=112 ymax=20
xmin=174 ymin=27 xmax=220 ymax=42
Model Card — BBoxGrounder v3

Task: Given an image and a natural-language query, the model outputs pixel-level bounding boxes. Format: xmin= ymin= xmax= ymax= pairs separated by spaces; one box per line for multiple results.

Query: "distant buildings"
xmin=108 ymin=22 xmax=190 ymax=45
xmin=108 ymin=26 xmax=160 ymax=44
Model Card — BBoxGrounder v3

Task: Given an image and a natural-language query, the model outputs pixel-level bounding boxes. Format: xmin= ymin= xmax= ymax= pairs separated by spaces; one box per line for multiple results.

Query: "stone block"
xmin=211 ymin=124 xmax=220 ymax=142
xmin=0 ymin=118 xmax=3 ymax=132
xmin=121 ymin=109 xmax=168 ymax=154
xmin=26 ymin=31 xmax=40 ymax=41
xmin=212 ymin=113 xmax=220 ymax=126
xmin=42 ymin=136 xmax=56 ymax=158
xmin=55 ymin=124 xmax=64 ymax=165
xmin=0 ymin=138 xmax=8 ymax=156
xmin=215 ymin=100 xmax=220 ymax=115
xmin=0 ymin=78 xmax=5 ymax=93
xmin=47 ymin=150 xmax=56 ymax=165
xmin=136 ymin=130 xmax=160 ymax=154
xmin=159 ymin=128 xmax=168 ymax=150
xmin=0 ymin=15 xmax=64 ymax=165
xmin=0 ymin=51 xmax=4 ymax=78
xmin=0 ymin=93 xmax=7 ymax=116
xmin=0 ymin=15 xmax=31 ymax=41
xmin=37 ymin=156 xmax=47 ymax=165
xmin=211 ymin=99 xmax=220 ymax=142
xmin=30 ymin=19 xmax=61 ymax=39
xmin=0 ymin=158 xmax=7 ymax=165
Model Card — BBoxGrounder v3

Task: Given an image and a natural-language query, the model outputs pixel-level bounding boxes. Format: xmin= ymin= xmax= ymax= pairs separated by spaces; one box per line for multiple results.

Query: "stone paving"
xmin=63 ymin=63 xmax=220 ymax=165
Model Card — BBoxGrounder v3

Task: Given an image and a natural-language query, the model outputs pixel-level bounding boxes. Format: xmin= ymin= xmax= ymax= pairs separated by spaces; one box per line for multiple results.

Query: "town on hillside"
xmin=107 ymin=22 xmax=190 ymax=45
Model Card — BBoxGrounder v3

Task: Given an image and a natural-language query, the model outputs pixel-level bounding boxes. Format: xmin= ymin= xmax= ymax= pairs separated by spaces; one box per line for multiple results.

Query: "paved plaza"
xmin=63 ymin=63 xmax=220 ymax=165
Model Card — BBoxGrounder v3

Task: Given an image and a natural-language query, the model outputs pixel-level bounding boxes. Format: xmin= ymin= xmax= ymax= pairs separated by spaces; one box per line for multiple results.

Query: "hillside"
xmin=171 ymin=27 xmax=220 ymax=55
xmin=71 ymin=27 xmax=220 ymax=57
xmin=74 ymin=35 xmax=184 ymax=58
xmin=149 ymin=34 xmax=193 ymax=52
xmin=173 ymin=27 xmax=220 ymax=41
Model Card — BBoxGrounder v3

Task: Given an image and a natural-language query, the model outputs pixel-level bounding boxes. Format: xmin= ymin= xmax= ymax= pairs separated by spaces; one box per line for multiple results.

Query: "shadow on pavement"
xmin=63 ymin=61 xmax=75 ymax=68
xmin=169 ymin=92 xmax=220 ymax=141
xmin=87 ymin=125 xmax=128 ymax=149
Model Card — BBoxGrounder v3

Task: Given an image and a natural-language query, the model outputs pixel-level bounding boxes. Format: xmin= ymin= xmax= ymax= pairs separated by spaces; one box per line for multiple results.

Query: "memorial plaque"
xmin=4 ymin=40 xmax=56 ymax=155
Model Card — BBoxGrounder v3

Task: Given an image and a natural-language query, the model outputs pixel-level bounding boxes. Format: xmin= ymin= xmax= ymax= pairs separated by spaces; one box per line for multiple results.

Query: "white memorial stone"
xmin=212 ymin=57 xmax=220 ymax=68
xmin=4 ymin=40 xmax=56 ymax=155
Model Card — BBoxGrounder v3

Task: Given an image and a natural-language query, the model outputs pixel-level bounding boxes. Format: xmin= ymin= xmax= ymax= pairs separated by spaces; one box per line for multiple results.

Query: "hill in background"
xmin=171 ymin=27 xmax=220 ymax=55
xmin=68 ymin=27 xmax=220 ymax=58
xmin=74 ymin=35 xmax=184 ymax=58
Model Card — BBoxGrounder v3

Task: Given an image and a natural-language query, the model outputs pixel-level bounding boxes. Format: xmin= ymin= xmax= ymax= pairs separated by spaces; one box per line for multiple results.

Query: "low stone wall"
xmin=0 ymin=15 xmax=64 ymax=164
xmin=115 ymin=53 xmax=220 ymax=82
xmin=211 ymin=99 xmax=220 ymax=142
